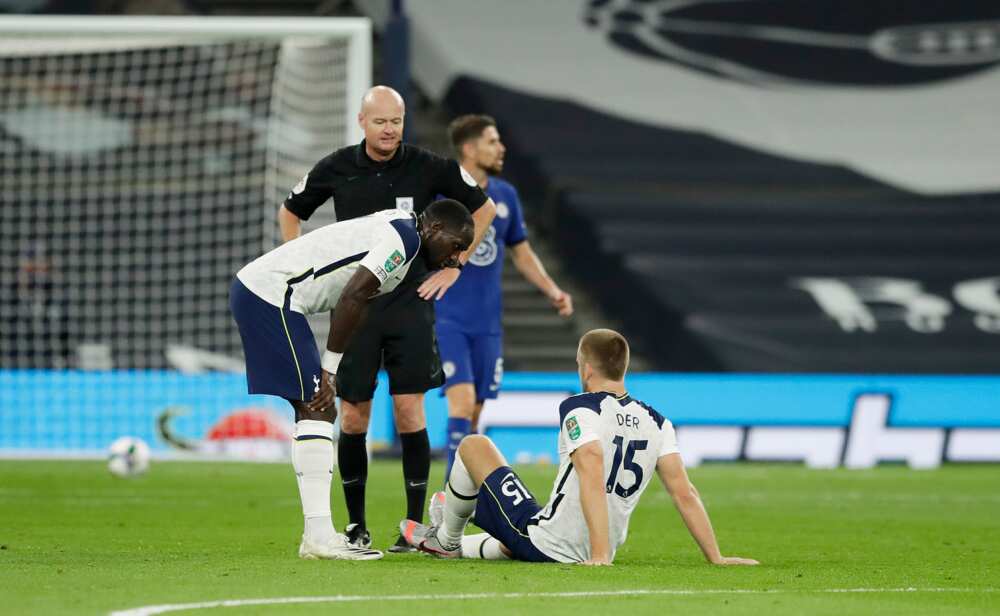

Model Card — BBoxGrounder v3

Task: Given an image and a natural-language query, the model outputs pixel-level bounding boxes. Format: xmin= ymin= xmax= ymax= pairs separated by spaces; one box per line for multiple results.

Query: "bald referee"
xmin=279 ymin=86 xmax=496 ymax=552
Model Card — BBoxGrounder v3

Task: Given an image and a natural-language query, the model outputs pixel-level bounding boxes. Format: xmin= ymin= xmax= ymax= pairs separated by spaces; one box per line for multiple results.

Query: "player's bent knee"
xmin=445 ymin=384 xmax=476 ymax=420
xmin=391 ymin=393 xmax=424 ymax=415
xmin=393 ymin=411 xmax=426 ymax=433
xmin=391 ymin=394 xmax=427 ymax=432
xmin=339 ymin=403 xmax=372 ymax=434
xmin=458 ymin=433 xmax=493 ymax=456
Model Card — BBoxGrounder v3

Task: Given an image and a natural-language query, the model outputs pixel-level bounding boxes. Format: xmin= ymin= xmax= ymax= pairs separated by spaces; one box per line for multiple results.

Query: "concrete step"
xmin=502 ymin=313 xmax=571 ymax=328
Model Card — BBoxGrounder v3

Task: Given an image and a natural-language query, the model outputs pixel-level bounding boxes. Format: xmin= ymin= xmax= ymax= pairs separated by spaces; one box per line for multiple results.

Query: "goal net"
xmin=0 ymin=16 xmax=370 ymax=459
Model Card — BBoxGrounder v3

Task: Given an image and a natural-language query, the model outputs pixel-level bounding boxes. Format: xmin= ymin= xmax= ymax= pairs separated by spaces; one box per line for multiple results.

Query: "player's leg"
xmin=460 ymin=435 xmax=554 ymax=562
xmin=404 ymin=435 xmax=503 ymax=548
xmin=288 ymin=398 xmax=338 ymax=550
xmin=439 ymin=434 xmax=504 ymax=541
xmin=390 ymin=392 xmax=430 ymax=552
xmin=468 ymin=334 xmax=503 ymax=434
xmin=470 ymin=402 xmax=485 ymax=434
xmin=454 ymin=433 xmax=506 ymax=484
xmin=460 ymin=533 xmax=512 ymax=560
xmin=403 ymin=434 xmax=548 ymax=561
xmin=335 ymin=318 xmax=383 ymax=547
xmin=382 ymin=299 xmax=443 ymax=550
xmin=437 ymin=326 xmax=476 ymax=482
xmin=229 ymin=278 xmax=380 ymax=560
xmin=444 ymin=385 xmax=475 ymax=472
xmin=337 ymin=399 xmax=373 ymax=546
xmin=400 ymin=434 xmax=496 ymax=557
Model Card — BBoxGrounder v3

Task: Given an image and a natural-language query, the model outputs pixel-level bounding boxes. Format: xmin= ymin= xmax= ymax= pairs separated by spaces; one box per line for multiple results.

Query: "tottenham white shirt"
xmin=237 ymin=210 xmax=420 ymax=314
xmin=527 ymin=391 xmax=680 ymax=563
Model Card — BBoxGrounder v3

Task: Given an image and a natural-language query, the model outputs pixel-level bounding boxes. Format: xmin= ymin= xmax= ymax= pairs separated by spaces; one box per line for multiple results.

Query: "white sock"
xmin=292 ymin=419 xmax=335 ymax=544
xmin=448 ymin=447 xmax=478 ymax=495
xmin=438 ymin=451 xmax=478 ymax=546
xmin=461 ymin=533 xmax=511 ymax=560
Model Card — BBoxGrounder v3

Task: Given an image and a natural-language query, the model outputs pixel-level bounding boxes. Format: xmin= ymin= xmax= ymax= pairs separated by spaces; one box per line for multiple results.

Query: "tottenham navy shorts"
xmin=436 ymin=326 xmax=503 ymax=401
xmin=229 ymin=277 xmax=321 ymax=402
xmin=473 ymin=466 xmax=556 ymax=563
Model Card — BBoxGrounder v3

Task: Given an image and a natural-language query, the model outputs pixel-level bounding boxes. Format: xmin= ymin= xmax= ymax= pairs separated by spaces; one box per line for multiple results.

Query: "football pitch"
xmin=1 ymin=460 xmax=997 ymax=615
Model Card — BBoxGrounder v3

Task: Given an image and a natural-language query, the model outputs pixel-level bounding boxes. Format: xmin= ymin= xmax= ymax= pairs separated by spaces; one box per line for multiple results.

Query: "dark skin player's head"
xmin=418 ymin=199 xmax=475 ymax=269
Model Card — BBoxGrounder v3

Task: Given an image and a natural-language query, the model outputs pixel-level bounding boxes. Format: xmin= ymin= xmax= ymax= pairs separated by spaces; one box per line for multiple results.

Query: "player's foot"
xmin=428 ymin=490 xmax=446 ymax=527
xmin=344 ymin=523 xmax=372 ymax=549
xmin=387 ymin=534 xmax=417 ymax=553
xmin=398 ymin=519 xmax=461 ymax=558
xmin=298 ymin=533 xmax=383 ymax=561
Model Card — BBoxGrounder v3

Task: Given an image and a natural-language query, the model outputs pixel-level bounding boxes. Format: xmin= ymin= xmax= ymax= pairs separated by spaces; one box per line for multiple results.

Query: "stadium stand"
xmin=443 ymin=80 xmax=1000 ymax=373
xmin=385 ymin=0 xmax=1000 ymax=373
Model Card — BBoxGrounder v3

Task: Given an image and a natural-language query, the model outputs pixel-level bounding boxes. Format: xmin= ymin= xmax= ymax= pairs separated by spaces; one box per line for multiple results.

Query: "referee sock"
xmin=292 ymin=420 xmax=335 ymax=545
xmin=438 ymin=450 xmax=477 ymax=546
xmin=400 ymin=428 xmax=430 ymax=523
xmin=444 ymin=417 xmax=472 ymax=489
xmin=337 ymin=431 xmax=368 ymax=529
xmin=461 ymin=533 xmax=512 ymax=561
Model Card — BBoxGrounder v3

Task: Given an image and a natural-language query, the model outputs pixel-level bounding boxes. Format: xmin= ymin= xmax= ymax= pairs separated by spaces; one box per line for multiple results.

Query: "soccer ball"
xmin=107 ymin=436 xmax=151 ymax=478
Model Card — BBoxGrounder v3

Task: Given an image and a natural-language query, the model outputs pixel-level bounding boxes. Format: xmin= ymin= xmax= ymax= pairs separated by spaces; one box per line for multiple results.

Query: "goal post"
xmin=0 ymin=15 xmax=371 ymax=459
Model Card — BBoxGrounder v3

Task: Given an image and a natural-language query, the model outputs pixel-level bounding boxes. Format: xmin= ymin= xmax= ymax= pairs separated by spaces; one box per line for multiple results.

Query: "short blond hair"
xmin=578 ymin=329 xmax=629 ymax=380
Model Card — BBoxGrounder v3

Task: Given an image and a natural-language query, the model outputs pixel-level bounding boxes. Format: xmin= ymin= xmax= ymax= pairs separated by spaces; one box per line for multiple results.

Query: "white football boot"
xmin=298 ymin=532 xmax=383 ymax=560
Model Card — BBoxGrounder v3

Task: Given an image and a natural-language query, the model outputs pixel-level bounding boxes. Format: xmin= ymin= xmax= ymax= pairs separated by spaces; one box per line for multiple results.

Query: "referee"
xmin=278 ymin=86 xmax=496 ymax=551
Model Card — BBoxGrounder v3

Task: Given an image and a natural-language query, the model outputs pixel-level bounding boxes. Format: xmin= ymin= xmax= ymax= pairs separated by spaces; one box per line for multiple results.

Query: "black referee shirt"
xmin=284 ymin=141 xmax=487 ymax=284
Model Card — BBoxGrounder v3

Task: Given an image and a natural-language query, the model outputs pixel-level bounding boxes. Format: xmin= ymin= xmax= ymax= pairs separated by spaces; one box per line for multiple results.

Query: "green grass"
xmin=1 ymin=460 xmax=997 ymax=615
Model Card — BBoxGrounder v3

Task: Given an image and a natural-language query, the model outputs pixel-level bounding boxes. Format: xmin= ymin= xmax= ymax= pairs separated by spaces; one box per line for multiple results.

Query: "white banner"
xmin=404 ymin=0 xmax=1000 ymax=194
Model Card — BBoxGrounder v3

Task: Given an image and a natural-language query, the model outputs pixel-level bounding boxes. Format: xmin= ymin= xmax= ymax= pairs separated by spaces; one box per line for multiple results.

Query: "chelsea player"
xmin=433 ymin=115 xmax=574 ymax=491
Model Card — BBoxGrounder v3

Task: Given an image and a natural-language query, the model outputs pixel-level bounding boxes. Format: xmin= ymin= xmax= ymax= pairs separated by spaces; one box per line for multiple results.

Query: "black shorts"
xmin=336 ymin=284 xmax=444 ymax=402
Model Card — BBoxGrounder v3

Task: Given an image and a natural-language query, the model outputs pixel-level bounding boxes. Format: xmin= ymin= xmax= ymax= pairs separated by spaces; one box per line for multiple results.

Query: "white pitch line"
xmin=110 ymin=587 xmax=999 ymax=616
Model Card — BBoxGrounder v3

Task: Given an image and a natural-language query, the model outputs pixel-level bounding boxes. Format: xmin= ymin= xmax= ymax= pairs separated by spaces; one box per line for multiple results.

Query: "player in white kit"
xmin=230 ymin=199 xmax=474 ymax=561
xmin=400 ymin=329 xmax=758 ymax=565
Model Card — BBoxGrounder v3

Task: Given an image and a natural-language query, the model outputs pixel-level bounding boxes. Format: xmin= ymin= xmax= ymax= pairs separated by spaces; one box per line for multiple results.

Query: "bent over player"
xmin=230 ymin=200 xmax=474 ymax=561
xmin=400 ymin=329 xmax=758 ymax=566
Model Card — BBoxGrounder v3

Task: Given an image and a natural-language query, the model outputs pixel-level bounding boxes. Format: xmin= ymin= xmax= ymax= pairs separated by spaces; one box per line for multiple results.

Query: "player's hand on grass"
xmin=549 ymin=288 xmax=573 ymax=317
xmin=306 ymin=369 xmax=337 ymax=417
xmin=713 ymin=556 xmax=759 ymax=566
xmin=580 ymin=556 xmax=612 ymax=566
xmin=418 ymin=267 xmax=461 ymax=301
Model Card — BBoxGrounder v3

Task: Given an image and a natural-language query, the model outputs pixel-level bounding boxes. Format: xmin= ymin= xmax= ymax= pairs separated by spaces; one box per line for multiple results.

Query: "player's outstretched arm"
xmin=418 ymin=199 xmax=496 ymax=301
xmin=656 ymin=453 xmax=759 ymax=566
xmin=305 ymin=268 xmax=380 ymax=414
xmin=571 ymin=441 xmax=612 ymax=565
xmin=509 ymin=242 xmax=573 ymax=317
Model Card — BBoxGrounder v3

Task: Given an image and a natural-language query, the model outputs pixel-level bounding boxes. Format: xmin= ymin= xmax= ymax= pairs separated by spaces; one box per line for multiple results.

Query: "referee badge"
xmin=395 ymin=197 xmax=414 ymax=213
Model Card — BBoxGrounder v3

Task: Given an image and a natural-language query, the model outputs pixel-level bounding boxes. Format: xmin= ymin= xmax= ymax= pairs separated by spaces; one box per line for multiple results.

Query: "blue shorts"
xmin=229 ymin=278 xmax=321 ymax=402
xmin=473 ymin=466 xmax=556 ymax=563
xmin=436 ymin=326 xmax=503 ymax=401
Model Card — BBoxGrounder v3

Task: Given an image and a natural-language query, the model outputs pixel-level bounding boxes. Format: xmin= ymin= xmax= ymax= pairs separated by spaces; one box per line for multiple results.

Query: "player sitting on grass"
xmin=400 ymin=329 xmax=759 ymax=565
